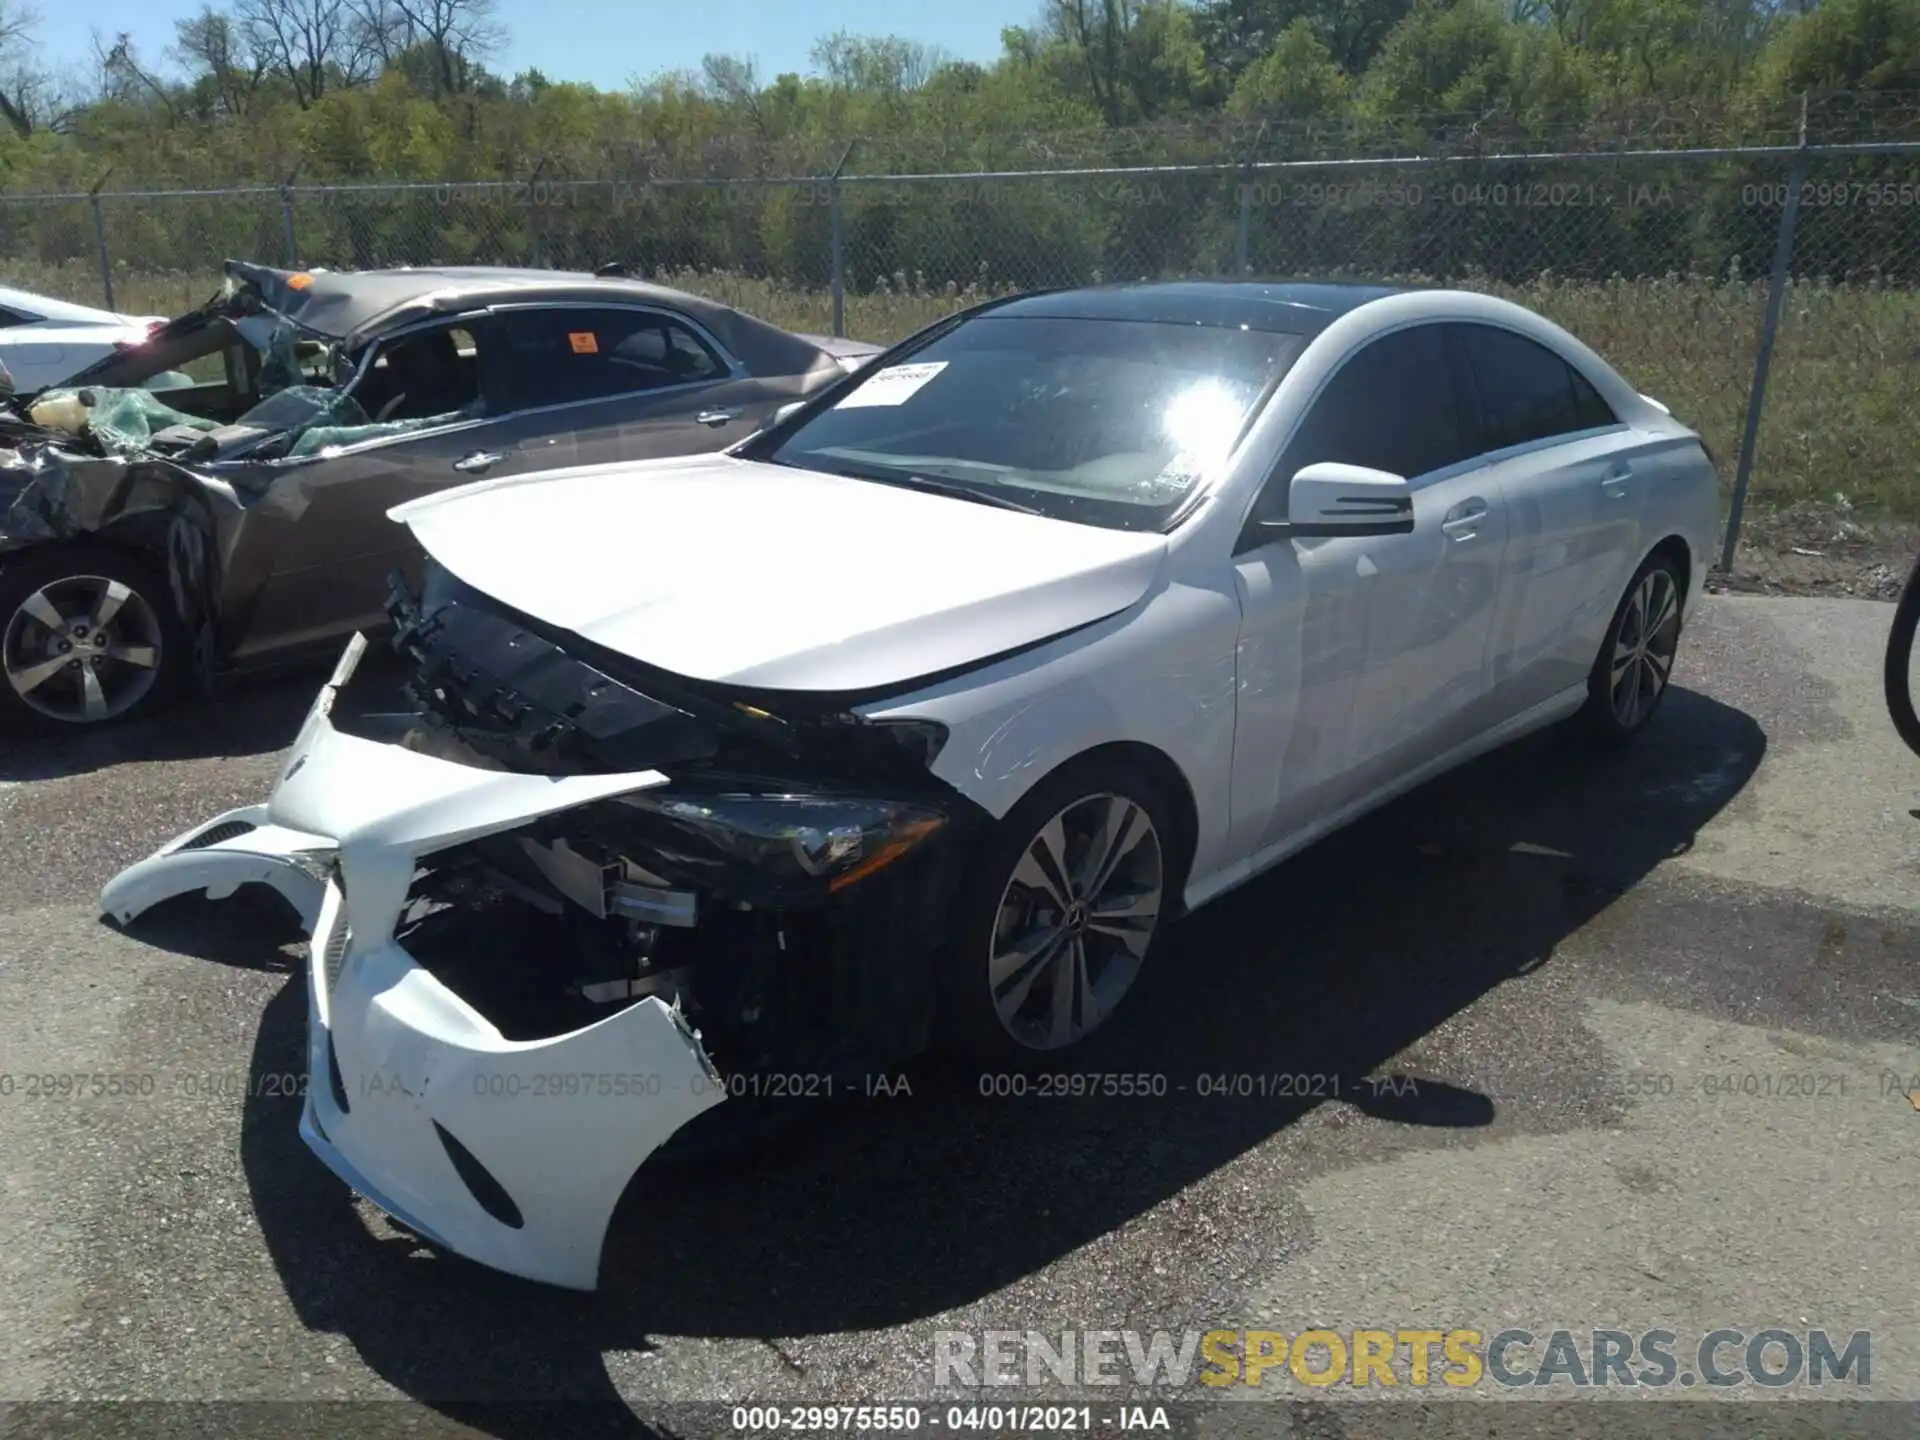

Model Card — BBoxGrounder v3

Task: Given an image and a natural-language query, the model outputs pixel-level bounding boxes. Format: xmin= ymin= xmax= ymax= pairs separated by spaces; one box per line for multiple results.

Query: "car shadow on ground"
xmin=0 ymin=648 xmax=408 ymax=783
xmin=203 ymin=688 xmax=1764 ymax=1438
xmin=112 ymin=884 xmax=311 ymax=970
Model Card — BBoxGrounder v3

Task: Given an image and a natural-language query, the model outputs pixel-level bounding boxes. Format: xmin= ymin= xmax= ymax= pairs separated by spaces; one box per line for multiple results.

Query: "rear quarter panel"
xmin=1632 ymin=428 xmax=1721 ymax=617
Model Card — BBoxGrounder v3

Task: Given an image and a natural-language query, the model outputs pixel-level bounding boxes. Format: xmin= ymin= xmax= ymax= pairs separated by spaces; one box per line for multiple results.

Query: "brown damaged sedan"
xmin=0 ymin=260 xmax=880 ymax=730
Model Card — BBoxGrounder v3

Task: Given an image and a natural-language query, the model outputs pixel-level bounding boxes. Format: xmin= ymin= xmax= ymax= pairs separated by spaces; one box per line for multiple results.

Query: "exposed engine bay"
xmin=97 ymin=603 xmax=989 ymax=1287
xmin=361 ymin=560 xmax=987 ymax=1083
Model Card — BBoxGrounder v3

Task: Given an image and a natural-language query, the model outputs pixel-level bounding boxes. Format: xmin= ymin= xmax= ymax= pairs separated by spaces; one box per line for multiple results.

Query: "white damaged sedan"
xmin=104 ymin=281 xmax=1720 ymax=1290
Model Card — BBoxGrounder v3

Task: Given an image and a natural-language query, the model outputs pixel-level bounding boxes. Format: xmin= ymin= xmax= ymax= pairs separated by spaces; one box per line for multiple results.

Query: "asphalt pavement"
xmin=0 ymin=595 xmax=1915 ymax=1440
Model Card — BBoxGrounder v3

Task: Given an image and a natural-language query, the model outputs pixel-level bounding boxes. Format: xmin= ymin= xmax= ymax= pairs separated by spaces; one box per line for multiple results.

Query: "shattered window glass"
xmin=235 ymin=313 xmax=333 ymax=393
xmin=237 ymin=385 xmax=368 ymax=433
xmin=72 ymin=389 xmax=223 ymax=454
xmin=340 ymin=324 xmax=484 ymax=428
xmin=29 ymin=284 xmax=491 ymax=461
xmin=285 ymin=409 xmax=469 ymax=459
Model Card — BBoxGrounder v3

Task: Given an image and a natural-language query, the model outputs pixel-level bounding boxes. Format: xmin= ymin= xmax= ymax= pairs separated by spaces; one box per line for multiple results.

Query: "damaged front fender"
xmin=0 ymin=438 xmax=229 ymax=675
xmin=100 ymin=803 xmax=334 ymax=931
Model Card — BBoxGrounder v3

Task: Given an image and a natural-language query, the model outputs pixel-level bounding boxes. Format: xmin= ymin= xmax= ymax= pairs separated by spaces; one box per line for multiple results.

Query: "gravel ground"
xmin=0 ymin=595 xmax=1914 ymax=1440
xmin=1712 ymin=507 xmax=1918 ymax=601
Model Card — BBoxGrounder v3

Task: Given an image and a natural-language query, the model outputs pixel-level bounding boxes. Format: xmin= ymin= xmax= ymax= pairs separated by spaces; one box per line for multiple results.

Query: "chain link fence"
xmin=3 ymin=137 xmax=1919 ymax=565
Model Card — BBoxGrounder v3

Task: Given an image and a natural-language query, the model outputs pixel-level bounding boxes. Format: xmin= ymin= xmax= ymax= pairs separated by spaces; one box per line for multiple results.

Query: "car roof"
xmin=0 ymin=285 xmax=129 ymax=326
xmin=985 ymin=280 xmax=1410 ymax=336
xmin=220 ymin=260 xmax=832 ymax=378
xmin=224 ymin=261 xmax=733 ymax=340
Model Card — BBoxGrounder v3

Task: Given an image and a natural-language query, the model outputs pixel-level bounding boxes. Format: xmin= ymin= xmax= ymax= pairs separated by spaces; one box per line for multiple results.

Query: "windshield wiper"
xmin=778 ymin=455 xmax=1045 ymax=515
xmin=878 ymin=473 xmax=1045 ymax=515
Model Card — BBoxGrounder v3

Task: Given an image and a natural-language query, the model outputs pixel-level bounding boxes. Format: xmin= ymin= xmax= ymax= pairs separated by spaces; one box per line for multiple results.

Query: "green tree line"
xmin=0 ymin=0 xmax=1915 ymax=188
xmin=2 ymin=0 xmax=1919 ymax=293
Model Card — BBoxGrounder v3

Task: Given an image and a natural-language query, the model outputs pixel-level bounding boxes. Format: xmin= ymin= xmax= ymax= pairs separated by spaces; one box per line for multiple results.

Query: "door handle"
xmin=453 ymin=450 xmax=505 ymax=474
xmin=1441 ymin=497 xmax=1489 ymax=538
xmin=695 ymin=408 xmax=737 ymax=428
xmin=1601 ymin=462 xmax=1633 ymax=497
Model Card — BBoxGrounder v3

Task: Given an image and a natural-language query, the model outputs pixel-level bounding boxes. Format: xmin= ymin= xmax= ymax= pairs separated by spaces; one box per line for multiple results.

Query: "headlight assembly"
xmin=612 ymin=787 xmax=947 ymax=893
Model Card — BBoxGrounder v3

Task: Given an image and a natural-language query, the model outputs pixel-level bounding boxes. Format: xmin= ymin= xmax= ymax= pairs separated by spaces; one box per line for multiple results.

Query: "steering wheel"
xmin=375 ymin=392 xmax=407 ymax=423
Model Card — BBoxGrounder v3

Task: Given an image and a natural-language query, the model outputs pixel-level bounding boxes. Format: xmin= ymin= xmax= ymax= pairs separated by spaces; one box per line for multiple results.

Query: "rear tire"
xmin=938 ymin=756 xmax=1184 ymax=1068
xmin=1887 ymin=553 xmax=1920 ymax=758
xmin=0 ymin=546 xmax=186 ymax=732
xmin=1576 ymin=551 xmax=1686 ymax=746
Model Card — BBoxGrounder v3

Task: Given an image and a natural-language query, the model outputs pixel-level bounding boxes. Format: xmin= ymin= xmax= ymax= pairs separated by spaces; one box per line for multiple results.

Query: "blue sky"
xmin=35 ymin=0 xmax=1039 ymax=90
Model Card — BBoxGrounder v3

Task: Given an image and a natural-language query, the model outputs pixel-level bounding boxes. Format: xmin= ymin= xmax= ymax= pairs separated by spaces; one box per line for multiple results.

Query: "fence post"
xmin=829 ymin=140 xmax=855 ymax=339
xmin=528 ymin=157 xmax=550 ymax=268
xmin=281 ymin=166 xmax=300 ymax=266
xmin=1234 ymin=123 xmax=1267 ymax=275
xmin=1721 ymin=101 xmax=1810 ymax=574
xmin=1235 ymin=166 xmax=1253 ymax=274
xmin=88 ymin=170 xmax=115 ymax=312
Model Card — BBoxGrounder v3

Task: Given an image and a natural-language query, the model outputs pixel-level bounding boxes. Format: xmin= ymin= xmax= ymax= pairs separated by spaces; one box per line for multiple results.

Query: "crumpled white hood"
xmin=392 ymin=453 xmax=1168 ymax=691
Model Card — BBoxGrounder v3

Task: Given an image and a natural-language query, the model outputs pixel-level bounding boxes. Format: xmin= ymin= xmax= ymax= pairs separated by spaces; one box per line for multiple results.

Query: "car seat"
xmin=377 ymin=332 xmax=469 ymax=420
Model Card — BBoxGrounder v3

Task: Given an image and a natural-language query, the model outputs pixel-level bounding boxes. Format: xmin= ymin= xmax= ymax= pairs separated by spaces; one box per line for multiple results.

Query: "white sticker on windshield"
xmin=1150 ymin=452 xmax=1205 ymax=493
xmin=835 ymin=361 xmax=948 ymax=408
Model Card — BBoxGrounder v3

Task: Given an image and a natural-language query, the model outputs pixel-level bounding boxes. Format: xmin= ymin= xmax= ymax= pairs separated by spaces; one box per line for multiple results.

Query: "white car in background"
xmin=0 ymin=285 xmax=168 ymax=393
xmin=104 ymin=280 xmax=1720 ymax=1291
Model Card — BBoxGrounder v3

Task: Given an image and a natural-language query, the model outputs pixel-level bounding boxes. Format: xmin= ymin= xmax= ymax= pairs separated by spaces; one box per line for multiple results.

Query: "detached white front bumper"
xmin=101 ymin=635 xmax=726 ymax=1290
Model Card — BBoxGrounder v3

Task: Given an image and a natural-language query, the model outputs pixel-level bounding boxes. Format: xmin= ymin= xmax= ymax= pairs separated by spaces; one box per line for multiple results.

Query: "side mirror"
xmin=771 ymin=400 xmax=807 ymax=427
xmin=1283 ymin=462 xmax=1414 ymax=537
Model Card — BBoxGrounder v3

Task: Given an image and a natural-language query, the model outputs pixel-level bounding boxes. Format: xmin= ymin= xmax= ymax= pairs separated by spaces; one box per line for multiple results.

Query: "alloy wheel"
xmin=2 ymin=574 xmax=164 ymax=724
xmin=987 ymin=792 xmax=1164 ymax=1052
xmin=1609 ymin=568 xmax=1681 ymax=730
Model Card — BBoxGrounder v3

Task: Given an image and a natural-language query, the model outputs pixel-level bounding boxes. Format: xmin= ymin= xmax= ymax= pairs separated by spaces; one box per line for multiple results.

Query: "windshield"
xmin=754 ymin=314 xmax=1306 ymax=531
xmin=21 ymin=286 xmax=374 ymax=454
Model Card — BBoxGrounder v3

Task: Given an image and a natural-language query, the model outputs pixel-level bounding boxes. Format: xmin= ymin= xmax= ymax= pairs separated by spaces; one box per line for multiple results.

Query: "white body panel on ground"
xmin=100 ymin=804 xmax=334 ymax=931
xmin=104 ymin=638 xmax=726 ymax=1290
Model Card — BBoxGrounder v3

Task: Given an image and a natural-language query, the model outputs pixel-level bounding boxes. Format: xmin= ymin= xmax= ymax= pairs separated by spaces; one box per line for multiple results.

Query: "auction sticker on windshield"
xmin=837 ymin=361 xmax=947 ymax=408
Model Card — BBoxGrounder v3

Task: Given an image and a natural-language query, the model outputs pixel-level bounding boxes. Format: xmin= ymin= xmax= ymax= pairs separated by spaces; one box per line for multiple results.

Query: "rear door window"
xmin=1452 ymin=323 xmax=1619 ymax=454
xmin=496 ymin=308 xmax=729 ymax=411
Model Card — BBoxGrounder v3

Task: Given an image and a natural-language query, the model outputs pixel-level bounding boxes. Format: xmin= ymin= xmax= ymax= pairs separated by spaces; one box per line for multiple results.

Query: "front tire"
xmin=1578 ymin=551 xmax=1686 ymax=745
xmin=0 ymin=546 xmax=184 ymax=732
xmin=939 ymin=758 xmax=1182 ymax=1067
